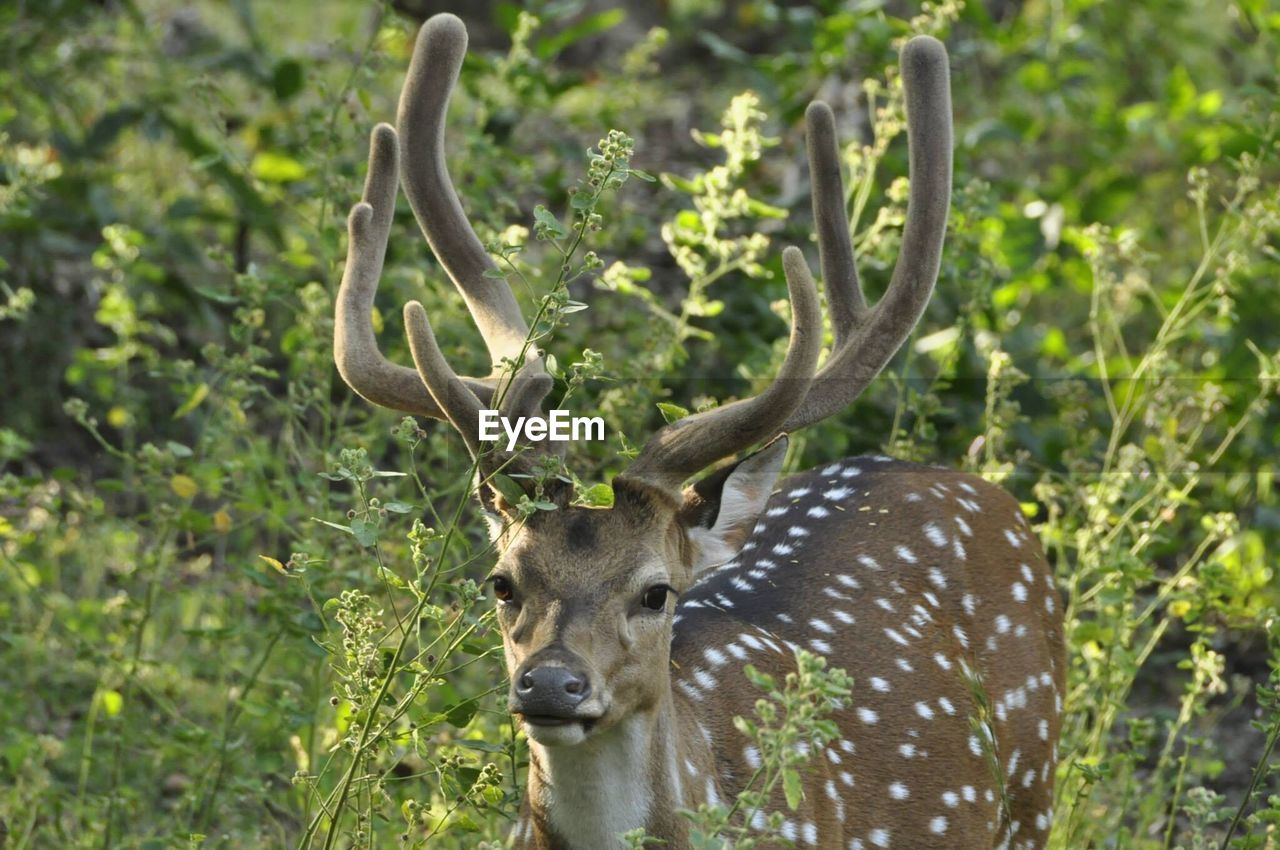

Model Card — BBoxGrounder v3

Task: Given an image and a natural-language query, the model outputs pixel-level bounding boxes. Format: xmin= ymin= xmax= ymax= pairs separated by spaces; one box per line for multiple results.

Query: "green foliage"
xmin=2 ymin=1 xmax=1279 ymax=848
xmin=678 ymin=651 xmax=852 ymax=850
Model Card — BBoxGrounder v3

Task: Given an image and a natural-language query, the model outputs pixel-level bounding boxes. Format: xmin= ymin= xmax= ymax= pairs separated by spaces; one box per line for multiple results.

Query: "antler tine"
xmin=397 ymin=13 xmax=553 ymax=417
xmin=403 ymin=300 xmax=486 ymax=458
xmin=334 ymin=123 xmax=495 ymax=417
xmin=621 ymin=247 xmax=823 ymax=495
xmin=783 ymin=35 xmax=953 ymax=432
xmin=404 ymin=300 xmax=540 ymax=470
xmin=805 ymin=101 xmax=864 ymax=346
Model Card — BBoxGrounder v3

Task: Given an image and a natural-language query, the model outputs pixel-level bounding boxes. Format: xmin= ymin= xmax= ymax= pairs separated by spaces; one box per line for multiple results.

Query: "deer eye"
xmin=490 ymin=575 xmax=515 ymax=603
xmin=640 ymin=585 xmax=671 ymax=612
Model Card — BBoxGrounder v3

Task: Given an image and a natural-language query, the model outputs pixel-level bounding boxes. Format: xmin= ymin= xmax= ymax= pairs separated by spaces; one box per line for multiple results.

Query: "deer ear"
xmin=478 ymin=473 xmax=574 ymax=541
xmin=679 ymin=436 xmax=788 ymax=573
xmin=479 ymin=489 xmax=513 ymax=541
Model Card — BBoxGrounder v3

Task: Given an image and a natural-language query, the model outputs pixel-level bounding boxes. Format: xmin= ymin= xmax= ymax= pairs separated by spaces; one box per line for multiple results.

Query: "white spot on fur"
xmin=924 ymin=522 xmax=948 ymax=547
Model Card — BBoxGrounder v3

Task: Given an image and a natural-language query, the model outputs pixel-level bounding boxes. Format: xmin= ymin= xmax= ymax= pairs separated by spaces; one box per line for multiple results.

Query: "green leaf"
xmin=913 ymin=326 xmax=961 ymax=356
xmin=351 ymin=518 xmax=379 ymax=547
xmin=457 ymin=738 xmax=510 ymax=754
xmin=576 ymin=483 xmax=614 ymax=507
xmin=170 ymin=475 xmax=199 ymax=499
xmin=534 ymin=9 xmax=626 ymax=60
xmin=251 ymin=151 xmax=307 ymax=183
xmin=173 ymin=383 xmax=209 ymax=418
xmin=782 ymin=766 xmax=803 ymax=809
xmin=383 ymin=501 xmax=414 ymax=514
xmin=191 ymin=284 xmax=239 ymax=304
xmin=312 ymin=517 xmax=352 ymax=535
xmin=661 ymin=172 xmax=701 ymax=194
xmin=533 ymin=205 xmax=568 ymax=239
xmin=656 ymin=402 xmax=690 ymax=423
xmin=271 ymin=59 xmax=304 ymax=101
xmin=691 ymin=127 xmax=723 ymax=148
xmin=488 ymin=473 xmax=527 ymax=505
xmin=413 ymin=711 xmax=448 ymax=729
xmin=100 ymin=689 xmax=124 ymax=717
xmin=695 ymin=31 xmax=751 ymax=63
xmin=377 ymin=566 xmax=406 ymax=588
xmin=673 ymin=209 xmax=702 ymax=232
xmin=746 ymin=198 xmax=788 ymax=219
xmin=449 ymin=812 xmax=482 ymax=832
xmin=259 ymin=554 xmax=288 ymax=574
xmin=166 ymin=441 xmax=193 ymax=458
xmin=460 ymin=638 xmax=497 ymax=656
xmin=445 ymin=698 xmax=478 ymax=728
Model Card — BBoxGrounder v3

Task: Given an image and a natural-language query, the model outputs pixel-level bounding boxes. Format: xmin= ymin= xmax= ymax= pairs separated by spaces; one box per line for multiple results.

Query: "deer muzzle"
xmin=509 ymin=657 xmax=595 ymax=724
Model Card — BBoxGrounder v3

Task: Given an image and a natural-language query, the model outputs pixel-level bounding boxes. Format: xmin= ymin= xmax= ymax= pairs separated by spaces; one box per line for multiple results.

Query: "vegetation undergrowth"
xmin=1 ymin=1 xmax=1278 ymax=848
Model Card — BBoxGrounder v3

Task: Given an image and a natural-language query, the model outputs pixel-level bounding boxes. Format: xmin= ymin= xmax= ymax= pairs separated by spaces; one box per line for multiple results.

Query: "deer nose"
xmin=513 ymin=665 xmax=591 ymax=717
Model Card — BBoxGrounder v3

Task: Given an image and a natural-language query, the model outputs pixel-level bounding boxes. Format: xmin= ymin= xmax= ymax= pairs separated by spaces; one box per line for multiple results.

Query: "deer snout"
xmin=510 ymin=662 xmax=592 ymax=720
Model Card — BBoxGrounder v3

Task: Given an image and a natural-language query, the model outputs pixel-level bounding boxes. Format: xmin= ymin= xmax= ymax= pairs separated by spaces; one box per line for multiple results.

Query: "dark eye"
xmin=641 ymin=585 xmax=670 ymax=612
xmin=491 ymin=576 xmax=514 ymax=603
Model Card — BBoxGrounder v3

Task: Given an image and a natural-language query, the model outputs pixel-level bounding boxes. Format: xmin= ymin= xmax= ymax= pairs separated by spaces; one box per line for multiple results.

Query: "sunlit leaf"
xmin=782 ymin=767 xmax=803 ymax=809
xmin=99 ymin=689 xmax=123 ymax=717
xmin=251 ymin=151 xmax=307 ymax=183
xmin=259 ymin=555 xmax=288 ymax=574
xmin=657 ymin=402 xmax=689 ymax=423
xmin=173 ymin=383 xmax=209 ymax=418
xmin=576 ymin=483 xmax=614 ymax=507
xmin=170 ymin=475 xmax=199 ymax=499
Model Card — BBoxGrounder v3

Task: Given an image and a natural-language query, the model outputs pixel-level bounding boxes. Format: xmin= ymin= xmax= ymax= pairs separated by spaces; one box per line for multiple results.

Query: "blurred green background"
xmin=1 ymin=0 xmax=1278 ymax=847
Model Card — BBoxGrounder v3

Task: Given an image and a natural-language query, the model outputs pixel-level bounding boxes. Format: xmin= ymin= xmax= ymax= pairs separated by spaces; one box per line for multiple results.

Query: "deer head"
xmin=335 ymin=14 xmax=1063 ymax=850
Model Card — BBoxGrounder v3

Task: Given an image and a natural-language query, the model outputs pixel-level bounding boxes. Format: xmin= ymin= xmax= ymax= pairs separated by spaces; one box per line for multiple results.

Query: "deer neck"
xmin=524 ymin=683 xmax=714 ymax=850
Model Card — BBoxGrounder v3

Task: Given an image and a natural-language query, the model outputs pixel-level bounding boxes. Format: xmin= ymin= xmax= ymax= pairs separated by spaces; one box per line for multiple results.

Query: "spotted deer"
xmin=334 ymin=13 xmax=1064 ymax=850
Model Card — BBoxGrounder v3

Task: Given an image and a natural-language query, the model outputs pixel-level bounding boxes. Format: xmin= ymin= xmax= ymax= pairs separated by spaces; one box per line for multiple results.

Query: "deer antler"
xmin=397 ymin=14 xmax=550 ymax=403
xmin=336 ymin=124 xmax=496 ymax=417
xmin=619 ymin=37 xmax=951 ymax=495
xmin=783 ymin=35 xmax=953 ymax=432
xmin=334 ymin=14 xmax=551 ymax=425
xmin=619 ymin=247 xmax=822 ymax=495
xmin=335 ymin=18 xmax=951 ymax=501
